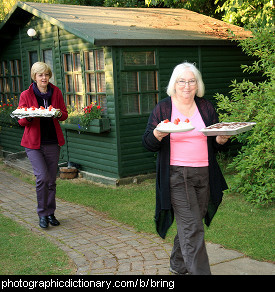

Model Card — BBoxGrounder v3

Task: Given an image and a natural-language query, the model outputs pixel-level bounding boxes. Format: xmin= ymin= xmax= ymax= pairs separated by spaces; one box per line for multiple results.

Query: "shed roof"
xmin=0 ymin=1 xmax=251 ymax=46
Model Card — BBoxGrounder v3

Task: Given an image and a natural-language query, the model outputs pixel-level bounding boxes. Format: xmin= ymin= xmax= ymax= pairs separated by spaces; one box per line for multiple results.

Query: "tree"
xmin=215 ymin=0 xmax=274 ymax=28
xmin=215 ymin=27 xmax=275 ymax=205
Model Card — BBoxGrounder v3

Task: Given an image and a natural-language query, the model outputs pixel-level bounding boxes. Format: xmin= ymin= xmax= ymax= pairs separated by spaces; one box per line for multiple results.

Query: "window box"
xmin=61 ymin=118 xmax=110 ymax=133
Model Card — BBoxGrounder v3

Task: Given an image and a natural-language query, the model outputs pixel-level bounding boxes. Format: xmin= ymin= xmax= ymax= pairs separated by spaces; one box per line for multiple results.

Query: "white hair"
xmin=166 ymin=62 xmax=205 ymax=97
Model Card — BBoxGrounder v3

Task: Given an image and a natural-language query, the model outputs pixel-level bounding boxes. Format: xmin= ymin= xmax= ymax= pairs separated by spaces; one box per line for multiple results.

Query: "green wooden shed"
xmin=0 ymin=2 xmax=257 ymax=184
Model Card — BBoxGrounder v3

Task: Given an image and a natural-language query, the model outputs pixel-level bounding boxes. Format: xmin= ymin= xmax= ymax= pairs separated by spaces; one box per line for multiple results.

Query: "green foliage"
xmin=215 ymin=0 xmax=274 ymax=28
xmin=145 ymin=0 xmax=223 ymax=17
xmin=215 ymin=27 xmax=275 ymax=205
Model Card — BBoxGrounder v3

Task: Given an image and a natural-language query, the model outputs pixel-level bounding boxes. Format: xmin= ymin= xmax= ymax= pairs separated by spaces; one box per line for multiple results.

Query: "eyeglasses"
xmin=177 ymin=79 xmax=197 ymax=87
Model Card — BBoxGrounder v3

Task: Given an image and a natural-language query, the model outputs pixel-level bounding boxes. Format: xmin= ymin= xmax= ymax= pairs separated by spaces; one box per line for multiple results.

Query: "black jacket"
xmin=142 ymin=96 xmax=228 ymax=238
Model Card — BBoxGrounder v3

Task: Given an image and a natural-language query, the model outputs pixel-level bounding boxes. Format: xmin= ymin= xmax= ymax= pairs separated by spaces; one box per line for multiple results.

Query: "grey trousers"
xmin=25 ymin=144 xmax=60 ymax=217
xmin=170 ymin=165 xmax=211 ymax=275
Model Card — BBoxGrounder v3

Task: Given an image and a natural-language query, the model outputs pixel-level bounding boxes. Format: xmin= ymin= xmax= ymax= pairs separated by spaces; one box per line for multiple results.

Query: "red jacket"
xmin=18 ymin=83 xmax=68 ymax=149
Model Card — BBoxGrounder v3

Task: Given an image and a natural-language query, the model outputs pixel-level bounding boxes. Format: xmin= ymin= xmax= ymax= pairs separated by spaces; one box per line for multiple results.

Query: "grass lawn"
xmin=0 ymin=213 xmax=75 ymax=275
xmin=0 ymin=160 xmax=274 ymax=276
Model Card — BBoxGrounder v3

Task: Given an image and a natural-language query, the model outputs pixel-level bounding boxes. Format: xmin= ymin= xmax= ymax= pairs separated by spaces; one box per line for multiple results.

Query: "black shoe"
xmin=169 ymin=267 xmax=189 ymax=275
xmin=47 ymin=214 xmax=60 ymax=226
xmin=39 ymin=216 xmax=49 ymax=228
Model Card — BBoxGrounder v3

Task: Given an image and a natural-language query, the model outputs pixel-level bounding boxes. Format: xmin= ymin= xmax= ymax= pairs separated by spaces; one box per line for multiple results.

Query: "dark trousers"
xmin=25 ymin=144 xmax=60 ymax=217
xmin=170 ymin=165 xmax=211 ymax=275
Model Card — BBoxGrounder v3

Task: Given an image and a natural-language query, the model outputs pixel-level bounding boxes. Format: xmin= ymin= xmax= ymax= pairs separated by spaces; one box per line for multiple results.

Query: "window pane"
xmin=123 ymin=51 xmax=155 ymax=66
xmin=16 ymin=60 xmax=21 ymax=75
xmin=84 ymin=51 xmax=94 ymax=71
xmin=29 ymin=52 xmax=38 ymax=70
xmin=10 ymin=61 xmax=15 ymax=75
xmin=140 ymin=71 xmax=157 ymax=91
xmin=75 ymin=94 xmax=84 ymax=109
xmin=122 ymin=94 xmax=139 ymax=115
xmin=142 ymin=93 xmax=158 ymax=113
xmin=73 ymin=53 xmax=81 ymax=71
xmin=121 ymin=72 xmax=138 ymax=93
xmin=86 ymin=94 xmax=96 ymax=105
xmin=66 ymin=95 xmax=74 ymax=106
xmin=95 ymin=49 xmax=104 ymax=70
xmin=16 ymin=77 xmax=22 ymax=92
xmin=74 ymin=74 xmax=82 ymax=92
xmin=86 ymin=73 xmax=95 ymax=93
xmin=65 ymin=75 xmax=73 ymax=92
xmin=11 ymin=77 xmax=16 ymax=92
xmin=4 ymin=78 xmax=10 ymax=92
xmin=64 ymin=54 xmax=72 ymax=72
xmin=43 ymin=49 xmax=54 ymax=83
xmin=97 ymin=72 xmax=105 ymax=93
xmin=43 ymin=50 xmax=53 ymax=68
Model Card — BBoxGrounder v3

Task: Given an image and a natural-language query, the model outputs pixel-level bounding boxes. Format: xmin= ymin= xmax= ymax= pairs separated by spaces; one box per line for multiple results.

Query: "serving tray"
xmin=200 ymin=122 xmax=256 ymax=136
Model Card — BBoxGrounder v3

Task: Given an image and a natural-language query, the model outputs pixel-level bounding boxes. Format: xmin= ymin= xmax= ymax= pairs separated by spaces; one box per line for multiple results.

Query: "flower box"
xmin=61 ymin=118 xmax=110 ymax=133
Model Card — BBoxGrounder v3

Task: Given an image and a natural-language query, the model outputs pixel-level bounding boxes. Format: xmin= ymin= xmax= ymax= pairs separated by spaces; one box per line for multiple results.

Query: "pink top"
xmin=170 ymin=101 xmax=209 ymax=167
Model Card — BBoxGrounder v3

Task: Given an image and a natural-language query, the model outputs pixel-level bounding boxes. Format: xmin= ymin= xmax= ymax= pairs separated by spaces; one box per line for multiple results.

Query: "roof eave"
xmin=95 ymin=38 xmax=237 ymax=47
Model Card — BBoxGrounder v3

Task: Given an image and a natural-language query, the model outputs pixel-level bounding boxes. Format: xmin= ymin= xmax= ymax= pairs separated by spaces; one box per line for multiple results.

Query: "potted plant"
xmin=0 ymin=100 xmax=18 ymax=127
xmin=61 ymin=101 xmax=110 ymax=133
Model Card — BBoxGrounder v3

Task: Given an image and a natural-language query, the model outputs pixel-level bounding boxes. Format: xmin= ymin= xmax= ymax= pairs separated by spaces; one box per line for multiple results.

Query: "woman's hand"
xmin=153 ymin=126 xmax=170 ymax=142
xmin=54 ymin=109 xmax=62 ymax=118
xmin=216 ymin=135 xmax=231 ymax=145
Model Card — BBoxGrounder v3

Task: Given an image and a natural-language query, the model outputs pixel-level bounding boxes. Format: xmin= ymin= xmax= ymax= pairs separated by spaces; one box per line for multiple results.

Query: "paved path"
xmin=0 ymin=170 xmax=274 ymax=275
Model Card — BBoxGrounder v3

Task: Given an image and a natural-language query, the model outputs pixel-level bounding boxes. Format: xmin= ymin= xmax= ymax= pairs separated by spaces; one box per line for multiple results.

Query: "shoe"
xmin=47 ymin=214 xmax=60 ymax=226
xmin=169 ymin=267 xmax=189 ymax=275
xmin=39 ymin=216 xmax=49 ymax=228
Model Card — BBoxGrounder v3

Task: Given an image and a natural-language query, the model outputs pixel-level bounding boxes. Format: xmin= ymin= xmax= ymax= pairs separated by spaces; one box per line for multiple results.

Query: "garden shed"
xmin=0 ymin=2 xmax=257 ymax=184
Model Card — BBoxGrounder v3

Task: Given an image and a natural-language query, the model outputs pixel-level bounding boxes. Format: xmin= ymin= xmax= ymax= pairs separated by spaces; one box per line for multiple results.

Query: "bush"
xmin=215 ymin=27 xmax=275 ymax=205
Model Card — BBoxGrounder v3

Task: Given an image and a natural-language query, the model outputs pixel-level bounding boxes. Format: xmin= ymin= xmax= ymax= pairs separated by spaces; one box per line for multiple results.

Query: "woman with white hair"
xmin=142 ymin=62 xmax=230 ymax=275
xmin=18 ymin=62 xmax=68 ymax=229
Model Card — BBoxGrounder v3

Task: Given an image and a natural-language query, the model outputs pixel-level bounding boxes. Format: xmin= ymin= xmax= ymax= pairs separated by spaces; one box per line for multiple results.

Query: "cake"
xmin=11 ymin=105 xmax=58 ymax=118
xmin=156 ymin=118 xmax=195 ymax=133
xmin=200 ymin=122 xmax=256 ymax=136
xmin=204 ymin=122 xmax=250 ymax=130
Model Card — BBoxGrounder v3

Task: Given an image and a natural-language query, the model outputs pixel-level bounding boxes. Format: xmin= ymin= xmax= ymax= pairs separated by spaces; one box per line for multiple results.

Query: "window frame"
xmin=0 ymin=59 xmax=22 ymax=105
xmin=63 ymin=52 xmax=84 ymax=109
xmin=120 ymin=49 xmax=159 ymax=117
xmin=62 ymin=48 xmax=107 ymax=113
xmin=83 ymin=49 xmax=107 ymax=112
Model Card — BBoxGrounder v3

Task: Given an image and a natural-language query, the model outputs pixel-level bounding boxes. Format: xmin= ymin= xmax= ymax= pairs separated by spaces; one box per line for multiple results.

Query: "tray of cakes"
xmin=11 ymin=105 xmax=59 ymax=119
xmin=156 ymin=118 xmax=195 ymax=133
xmin=200 ymin=122 xmax=256 ymax=136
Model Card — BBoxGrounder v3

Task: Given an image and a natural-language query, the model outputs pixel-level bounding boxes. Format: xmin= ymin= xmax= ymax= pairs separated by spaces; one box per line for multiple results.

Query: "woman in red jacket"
xmin=18 ymin=62 xmax=68 ymax=229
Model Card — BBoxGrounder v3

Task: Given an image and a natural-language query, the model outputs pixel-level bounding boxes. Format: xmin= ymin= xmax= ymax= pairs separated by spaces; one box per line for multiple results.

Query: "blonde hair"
xmin=166 ymin=62 xmax=205 ymax=97
xmin=31 ymin=62 xmax=52 ymax=81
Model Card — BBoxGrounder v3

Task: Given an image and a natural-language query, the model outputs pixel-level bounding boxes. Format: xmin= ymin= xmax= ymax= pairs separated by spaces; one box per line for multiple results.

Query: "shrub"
xmin=215 ymin=27 xmax=275 ymax=205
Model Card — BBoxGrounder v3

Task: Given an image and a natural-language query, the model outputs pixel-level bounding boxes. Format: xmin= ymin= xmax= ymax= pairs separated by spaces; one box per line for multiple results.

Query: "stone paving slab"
xmin=0 ymin=170 xmax=274 ymax=275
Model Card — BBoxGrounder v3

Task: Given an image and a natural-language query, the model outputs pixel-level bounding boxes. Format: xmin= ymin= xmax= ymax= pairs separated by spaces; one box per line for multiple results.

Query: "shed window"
xmin=63 ymin=52 xmax=84 ymax=109
xmin=121 ymin=51 xmax=158 ymax=116
xmin=42 ymin=49 xmax=55 ymax=84
xmin=0 ymin=60 xmax=22 ymax=105
xmin=84 ymin=49 xmax=106 ymax=111
xmin=123 ymin=51 xmax=155 ymax=66
xmin=29 ymin=51 xmax=38 ymax=71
